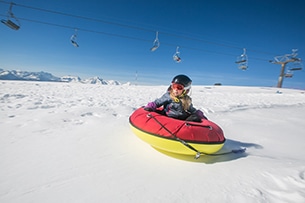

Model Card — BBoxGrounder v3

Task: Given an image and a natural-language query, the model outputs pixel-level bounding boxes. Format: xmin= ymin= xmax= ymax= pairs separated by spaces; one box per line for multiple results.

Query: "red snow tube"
xmin=129 ymin=107 xmax=226 ymax=156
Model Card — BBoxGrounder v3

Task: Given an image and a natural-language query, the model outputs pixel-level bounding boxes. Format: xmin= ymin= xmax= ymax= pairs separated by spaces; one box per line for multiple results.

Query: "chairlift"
xmin=290 ymin=67 xmax=302 ymax=71
xmin=70 ymin=29 xmax=79 ymax=47
xmin=235 ymin=48 xmax=248 ymax=70
xmin=289 ymin=60 xmax=303 ymax=71
xmin=284 ymin=70 xmax=293 ymax=78
xmin=150 ymin=31 xmax=160 ymax=52
xmin=1 ymin=2 xmax=20 ymax=30
xmin=173 ymin=46 xmax=181 ymax=63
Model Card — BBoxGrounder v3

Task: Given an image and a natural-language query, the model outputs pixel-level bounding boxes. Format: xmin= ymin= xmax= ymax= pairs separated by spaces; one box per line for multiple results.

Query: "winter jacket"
xmin=154 ymin=92 xmax=197 ymax=120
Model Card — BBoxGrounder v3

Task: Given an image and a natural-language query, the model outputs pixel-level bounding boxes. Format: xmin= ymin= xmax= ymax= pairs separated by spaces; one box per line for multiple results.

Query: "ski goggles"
xmin=172 ymin=83 xmax=184 ymax=90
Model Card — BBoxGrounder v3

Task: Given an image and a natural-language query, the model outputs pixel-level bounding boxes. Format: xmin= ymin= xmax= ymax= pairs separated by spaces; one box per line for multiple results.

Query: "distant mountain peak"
xmin=61 ymin=75 xmax=81 ymax=83
xmin=0 ymin=69 xmax=121 ymax=85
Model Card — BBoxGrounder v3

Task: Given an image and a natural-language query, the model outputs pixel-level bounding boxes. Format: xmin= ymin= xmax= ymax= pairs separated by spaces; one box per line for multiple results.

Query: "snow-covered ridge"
xmin=0 ymin=68 xmax=121 ymax=85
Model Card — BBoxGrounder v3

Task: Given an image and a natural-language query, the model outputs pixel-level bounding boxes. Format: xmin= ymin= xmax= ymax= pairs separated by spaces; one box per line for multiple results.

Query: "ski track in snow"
xmin=1 ymin=80 xmax=305 ymax=203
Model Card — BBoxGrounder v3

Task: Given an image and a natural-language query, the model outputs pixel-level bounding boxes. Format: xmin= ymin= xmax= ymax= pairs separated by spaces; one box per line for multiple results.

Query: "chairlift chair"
xmin=70 ymin=29 xmax=79 ymax=47
xmin=289 ymin=60 xmax=303 ymax=71
xmin=1 ymin=2 xmax=20 ymax=30
xmin=150 ymin=31 xmax=160 ymax=52
xmin=290 ymin=67 xmax=302 ymax=71
xmin=235 ymin=48 xmax=248 ymax=70
xmin=238 ymin=65 xmax=248 ymax=70
xmin=284 ymin=70 xmax=293 ymax=78
xmin=173 ymin=46 xmax=181 ymax=63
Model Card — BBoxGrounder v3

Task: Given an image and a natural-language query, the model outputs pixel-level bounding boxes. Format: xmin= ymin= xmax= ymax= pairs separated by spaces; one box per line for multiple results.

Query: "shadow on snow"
xmin=153 ymin=139 xmax=262 ymax=164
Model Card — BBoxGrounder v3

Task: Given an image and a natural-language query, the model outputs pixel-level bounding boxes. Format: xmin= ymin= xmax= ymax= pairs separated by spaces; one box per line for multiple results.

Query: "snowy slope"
xmin=1 ymin=81 xmax=305 ymax=203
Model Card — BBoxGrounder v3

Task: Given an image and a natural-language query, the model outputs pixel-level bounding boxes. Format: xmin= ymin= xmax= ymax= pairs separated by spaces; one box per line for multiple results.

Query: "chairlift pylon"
xmin=173 ymin=46 xmax=181 ymax=63
xmin=1 ymin=2 xmax=20 ymax=30
xmin=235 ymin=48 xmax=248 ymax=70
xmin=150 ymin=31 xmax=160 ymax=52
xmin=70 ymin=29 xmax=79 ymax=47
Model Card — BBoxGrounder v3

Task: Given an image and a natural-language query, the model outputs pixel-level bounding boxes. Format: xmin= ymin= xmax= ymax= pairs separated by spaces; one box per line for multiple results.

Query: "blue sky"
xmin=1 ymin=0 xmax=305 ymax=88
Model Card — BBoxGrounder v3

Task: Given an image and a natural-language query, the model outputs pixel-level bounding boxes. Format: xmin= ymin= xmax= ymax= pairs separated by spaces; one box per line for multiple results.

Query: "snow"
xmin=1 ymin=80 xmax=305 ymax=203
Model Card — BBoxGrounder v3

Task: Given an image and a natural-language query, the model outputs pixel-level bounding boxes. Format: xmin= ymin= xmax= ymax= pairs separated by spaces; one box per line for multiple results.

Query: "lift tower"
xmin=270 ymin=49 xmax=301 ymax=88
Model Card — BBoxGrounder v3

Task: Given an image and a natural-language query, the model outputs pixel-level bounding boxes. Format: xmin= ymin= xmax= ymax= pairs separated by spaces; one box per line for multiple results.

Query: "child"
xmin=144 ymin=74 xmax=207 ymax=122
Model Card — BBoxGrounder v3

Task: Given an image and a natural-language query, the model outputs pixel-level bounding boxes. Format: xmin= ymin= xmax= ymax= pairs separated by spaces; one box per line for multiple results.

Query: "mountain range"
xmin=0 ymin=69 xmax=121 ymax=85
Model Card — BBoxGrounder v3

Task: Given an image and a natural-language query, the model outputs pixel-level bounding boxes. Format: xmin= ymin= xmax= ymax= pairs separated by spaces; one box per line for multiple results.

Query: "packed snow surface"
xmin=1 ymin=81 xmax=305 ymax=203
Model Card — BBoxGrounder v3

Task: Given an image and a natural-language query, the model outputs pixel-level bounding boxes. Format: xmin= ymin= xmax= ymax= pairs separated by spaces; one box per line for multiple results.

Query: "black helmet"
xmin=171 ymin=74 xmax=192 ymax=90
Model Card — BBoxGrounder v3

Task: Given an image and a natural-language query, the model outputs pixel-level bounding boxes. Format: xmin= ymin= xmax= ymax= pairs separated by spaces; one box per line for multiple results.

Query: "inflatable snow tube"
xmin=129 ymin=107 xmax=226 ymax=156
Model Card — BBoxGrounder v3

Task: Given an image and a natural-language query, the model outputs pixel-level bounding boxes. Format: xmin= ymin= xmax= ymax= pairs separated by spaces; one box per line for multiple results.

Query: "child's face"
xmin=171 ymin=83 xmax=184 ymax=96
xmin=172 ymin=88 xmax=183 ymax=96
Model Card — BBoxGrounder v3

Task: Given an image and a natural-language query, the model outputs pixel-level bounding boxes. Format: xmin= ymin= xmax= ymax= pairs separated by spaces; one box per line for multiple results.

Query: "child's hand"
xmin=144 ymin=102 xmax=157 ymax=111
xmin=196 ymin=110 xmax=207 ymax=120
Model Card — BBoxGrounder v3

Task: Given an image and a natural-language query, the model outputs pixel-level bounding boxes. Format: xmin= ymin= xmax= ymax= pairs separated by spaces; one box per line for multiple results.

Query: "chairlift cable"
xmin=0 ymin=0 xmax=154 ymax=33
xmin=0 ymin=0 xmax=281 ymax=57
xmin=0 ymin=1 xmax=301 ymax=64
xmin=5 ymin=1 xmax=244 ymax=50
xmin=3 ymin=15 xmax=152 ymax=42
xmin=0 ymin=13 xmax=276 ymax=63
xmin=0 ymin=10 xmax=288 ymax=64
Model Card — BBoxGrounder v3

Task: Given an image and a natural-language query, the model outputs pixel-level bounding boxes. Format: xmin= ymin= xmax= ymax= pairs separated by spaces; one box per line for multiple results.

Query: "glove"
xmin=186 ymin=114 xmax=202 ymax=122
xmin=144 ymin=102 xmax=157 ymax=112
xmin=195 ymin=110 xmax=207 ymax=120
